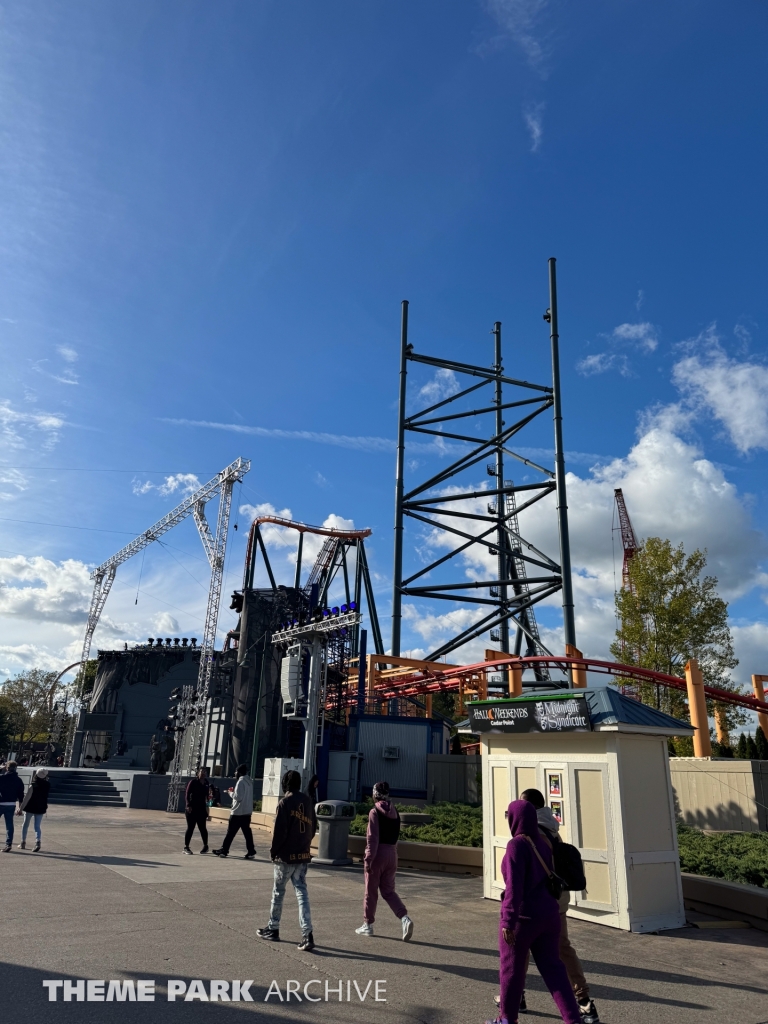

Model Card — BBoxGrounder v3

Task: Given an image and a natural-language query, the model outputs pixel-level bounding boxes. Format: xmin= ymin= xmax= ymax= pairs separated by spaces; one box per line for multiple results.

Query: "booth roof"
xmin=585 ymin=687 xmax=695 ymax=735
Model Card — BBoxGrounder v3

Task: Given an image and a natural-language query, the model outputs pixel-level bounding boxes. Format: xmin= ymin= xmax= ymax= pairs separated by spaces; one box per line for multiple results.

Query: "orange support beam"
xmin=565 ymin=644 xmax=587 ymax=688
xmin=685 ymin=659 xmax=712 ymax=757
xmin=509 ymin=660 xmax=523 ymax=697
xmin=752 ymin=675 xmax=768 ymax=740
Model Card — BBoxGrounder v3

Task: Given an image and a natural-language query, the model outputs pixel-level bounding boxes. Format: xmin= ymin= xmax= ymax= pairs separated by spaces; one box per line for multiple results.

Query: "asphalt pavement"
xmin=3 ymin=805 xmax=767 ymax=1023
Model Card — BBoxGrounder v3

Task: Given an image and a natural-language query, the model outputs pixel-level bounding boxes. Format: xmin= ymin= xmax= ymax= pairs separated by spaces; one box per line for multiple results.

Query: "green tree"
xmin=0 ymin=669 xmax=64 ymax=754
xmin=611 ymin=538 xmax=745 ymax=729
xmin=431 ymin=691 xmax=460 ymax=721
xmin=736 ymin=733 xmax=748 ymax=758
xmin=74 ymin=659 xmax=98 ymax=702
xmin=756 ymin=727 xmax=768 ymax=761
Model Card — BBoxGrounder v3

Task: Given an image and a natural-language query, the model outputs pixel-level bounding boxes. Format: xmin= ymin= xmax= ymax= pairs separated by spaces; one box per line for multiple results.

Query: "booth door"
xmin=487 ymin=761 xmax=538 ymax=895
xmin=487 ymin=760 xmax=512 ymax=895
xmin=569 ymin=764 xmax=617 ymax=912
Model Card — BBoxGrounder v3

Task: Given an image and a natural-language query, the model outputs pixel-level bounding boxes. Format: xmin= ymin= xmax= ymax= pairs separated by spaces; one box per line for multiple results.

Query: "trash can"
xmin=314 ymin=799 xmax=355 ymax=865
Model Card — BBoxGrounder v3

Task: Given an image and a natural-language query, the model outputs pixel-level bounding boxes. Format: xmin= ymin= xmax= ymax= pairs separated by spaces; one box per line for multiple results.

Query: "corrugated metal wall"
xmin=357 ymin=719 xmax=431 ymax=795
xmin=427 ymin=754 xmax=481 ymax=803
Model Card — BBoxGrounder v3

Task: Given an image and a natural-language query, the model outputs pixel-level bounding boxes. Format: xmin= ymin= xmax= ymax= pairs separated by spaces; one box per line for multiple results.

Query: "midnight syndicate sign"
xmin=469 ymin=697 xmax=592 ymax=734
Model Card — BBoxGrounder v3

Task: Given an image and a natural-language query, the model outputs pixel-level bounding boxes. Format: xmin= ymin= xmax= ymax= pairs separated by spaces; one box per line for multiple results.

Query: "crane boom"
xmin=67 ymin=457 xmax=250 ymax=767
xmin=614 ymin=488 xmax=639 ymax=589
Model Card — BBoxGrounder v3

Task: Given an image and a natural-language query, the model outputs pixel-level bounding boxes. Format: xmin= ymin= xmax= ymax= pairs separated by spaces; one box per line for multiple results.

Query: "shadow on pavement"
xmin=579 ymin=957 xmax=768 ymax=997
xmin=0 ymin=962 xmax=438 ymax=1023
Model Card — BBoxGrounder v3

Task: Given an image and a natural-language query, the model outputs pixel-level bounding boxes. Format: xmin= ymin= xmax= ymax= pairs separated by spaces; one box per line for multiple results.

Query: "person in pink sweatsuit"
xmin=355 ymin=781 xmax=414 ymax=941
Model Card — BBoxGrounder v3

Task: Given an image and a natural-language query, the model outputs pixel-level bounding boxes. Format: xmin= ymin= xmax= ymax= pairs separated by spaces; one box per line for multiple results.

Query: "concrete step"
xmin=45 ymin=770 xmax=127 ymax=808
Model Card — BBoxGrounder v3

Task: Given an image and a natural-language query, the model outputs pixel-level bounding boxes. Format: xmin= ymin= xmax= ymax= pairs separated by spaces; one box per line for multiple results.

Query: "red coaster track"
xmin=356 ymin=654 xmax=768 ymax=716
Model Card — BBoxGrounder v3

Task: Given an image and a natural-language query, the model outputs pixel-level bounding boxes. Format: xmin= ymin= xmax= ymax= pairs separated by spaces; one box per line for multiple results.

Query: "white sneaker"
xmin=355 ymin=922 xmax=374 ymax=936
xmin=401 ymin=915 xmax=414 ymax=941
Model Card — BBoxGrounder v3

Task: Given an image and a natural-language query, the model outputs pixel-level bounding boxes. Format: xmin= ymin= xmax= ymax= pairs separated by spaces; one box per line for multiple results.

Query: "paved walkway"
xmin=3 ymin=806 xmax=767 ymax=1023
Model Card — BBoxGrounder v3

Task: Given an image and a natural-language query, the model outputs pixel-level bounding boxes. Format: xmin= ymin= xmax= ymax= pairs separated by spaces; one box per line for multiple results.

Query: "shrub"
xmin=677 ymin=821 xmax=768 ymax=888
xmin=349 ymin=800 xmax=483 ymax=847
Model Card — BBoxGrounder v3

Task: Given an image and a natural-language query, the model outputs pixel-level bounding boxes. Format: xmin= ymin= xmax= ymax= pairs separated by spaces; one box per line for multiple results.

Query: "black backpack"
xmin=551 ymin=837 xmax=587 ymax=892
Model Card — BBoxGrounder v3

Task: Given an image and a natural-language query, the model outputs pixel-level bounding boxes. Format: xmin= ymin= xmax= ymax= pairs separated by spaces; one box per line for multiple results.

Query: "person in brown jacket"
xmin=257 ymin=770 xmax=317 ymax=951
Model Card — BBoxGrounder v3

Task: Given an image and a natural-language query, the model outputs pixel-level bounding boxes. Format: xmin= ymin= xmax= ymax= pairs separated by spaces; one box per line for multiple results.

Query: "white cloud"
xmin=485 ymin=0 xmax=551 ymax=70
xmin=153 ymin=613 xmax=180 ymax=634
xmin=164 ymin=417 xmax=462 ymax=457
xmin=672 ymin=328 xmax=768 ymax=453
xmin=132 ymin=473 xmax=201 ymax=497
xmin=523 ymin=101 xmax=545 ymax=152
xmin=612 ymin=322 xmax=658 ymax=353
xmin=0 ymin=467 xmax=27 ymax=500
xmin=730 ymin=622 xmax=768 ymax=691
xmin=418 ymin=367 xmax=461 ymax=405
xmin=57 ymin=345 xmax=78 ymax=362
xmin=0 ymin=400 xmax=64 ymax=452
xmin=577 ymin=353 xmax=630 ymax=377
xmin=0 ymin=554 xmax=92 ymax=625
xmin=577 ymin=322 xmax=658 ymax=377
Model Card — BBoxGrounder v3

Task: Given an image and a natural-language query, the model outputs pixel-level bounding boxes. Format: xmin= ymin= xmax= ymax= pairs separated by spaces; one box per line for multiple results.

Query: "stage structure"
xmin=224 ymin=516 xmax=384 ymax=787
xmin=391 ymin=259 xmax=574 ymax=688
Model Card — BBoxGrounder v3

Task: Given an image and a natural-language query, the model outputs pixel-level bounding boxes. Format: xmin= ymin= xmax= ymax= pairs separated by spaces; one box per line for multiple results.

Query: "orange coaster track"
xmin=344 ymin=654 xmax=768 ymax=716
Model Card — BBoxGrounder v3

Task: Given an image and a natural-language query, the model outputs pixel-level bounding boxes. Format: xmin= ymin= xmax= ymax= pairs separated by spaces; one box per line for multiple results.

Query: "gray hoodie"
xmin=536 ymin=805 xmax=561 ymax=836
xmin=230 ymin=774 xmax=253 ymax=816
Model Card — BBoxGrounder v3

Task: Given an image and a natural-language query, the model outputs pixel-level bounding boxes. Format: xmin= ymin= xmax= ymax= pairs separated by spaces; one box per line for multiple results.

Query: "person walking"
xmin=257 ymin=770 xmax=317 ymax=951
xmin=355 ymin=781 xmax=413 ymax=941
xmin=486 ymin=799 xmax=581 ymax=1024
xmin=1 ymin=761 xmax=25 ymax=852
xmin=183 ymin=767 xmax=210 ymax=854
xmin=18 ymin=767 xmax=50 ymax=851
xmin=518 ymin=789 xmax=599 ymax=1023
xmin=306 ymin=774 xmax=319 ymax=807
xmin=213 ymin=764 xmax=256 ymax=859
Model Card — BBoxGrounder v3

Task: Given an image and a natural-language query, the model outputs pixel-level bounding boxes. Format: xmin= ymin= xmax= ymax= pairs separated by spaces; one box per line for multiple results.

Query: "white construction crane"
xmin=67 ymin=457 xmax=251 ymax=774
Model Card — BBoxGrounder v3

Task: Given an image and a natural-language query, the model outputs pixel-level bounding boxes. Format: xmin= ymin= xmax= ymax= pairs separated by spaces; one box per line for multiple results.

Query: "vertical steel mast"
xmin=492 ymin=321 xmax=509 ymax=659
xmin=391 ymin=299 xmax=409 ymax=656
xmin=389 ymin=260 xmax=574 ymax=686
xmin=545 ymin=257 xmax=576 ymax=651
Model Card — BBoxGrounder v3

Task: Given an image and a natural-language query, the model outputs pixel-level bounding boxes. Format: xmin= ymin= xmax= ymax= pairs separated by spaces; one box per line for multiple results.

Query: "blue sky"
xmin=1 ymin=0 xmax=768 ymax=699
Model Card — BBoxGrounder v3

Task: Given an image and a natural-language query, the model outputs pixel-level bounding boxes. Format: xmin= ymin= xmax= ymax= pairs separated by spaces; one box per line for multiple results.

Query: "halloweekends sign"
xmin=468 ymin=696 xmax=592 ymax=734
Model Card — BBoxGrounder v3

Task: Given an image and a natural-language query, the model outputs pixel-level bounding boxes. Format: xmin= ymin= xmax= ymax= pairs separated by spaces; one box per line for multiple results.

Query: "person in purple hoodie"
xmin=355 ymin=781 xmax=414 ymax=941
xmin=487 ymin=799 xmax=581 ymax=1024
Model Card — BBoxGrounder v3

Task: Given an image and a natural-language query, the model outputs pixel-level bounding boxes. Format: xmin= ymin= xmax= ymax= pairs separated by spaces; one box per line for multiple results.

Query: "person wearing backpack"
xmin=18 ymin=767 xmax=50 ymax=851
xmin=506 ymin=788 xmax=598 ymax=1024
xmin=486 ymin=799 xmax=581 ymax=1024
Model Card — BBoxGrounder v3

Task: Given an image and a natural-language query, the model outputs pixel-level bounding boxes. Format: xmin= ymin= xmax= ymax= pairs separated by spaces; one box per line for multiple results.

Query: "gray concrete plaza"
xmin=3 ymin=806 xmax=767 ymax=1023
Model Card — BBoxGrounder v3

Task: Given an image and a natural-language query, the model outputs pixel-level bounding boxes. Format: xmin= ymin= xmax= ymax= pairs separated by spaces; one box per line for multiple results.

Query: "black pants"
xmin=222 ymin=813 xmax=255 ymax=855
xmin=184 ymin=809 xmax=208 ymax=847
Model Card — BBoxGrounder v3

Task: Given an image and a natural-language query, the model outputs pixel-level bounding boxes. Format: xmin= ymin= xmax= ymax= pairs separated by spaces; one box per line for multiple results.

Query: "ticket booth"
xmin=470 ymin=689 xmax=693 ymax=933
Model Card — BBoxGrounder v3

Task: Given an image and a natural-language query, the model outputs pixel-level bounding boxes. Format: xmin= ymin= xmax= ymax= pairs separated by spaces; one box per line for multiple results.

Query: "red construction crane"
xmin=614 ymin=488 xmax=639 ymax=590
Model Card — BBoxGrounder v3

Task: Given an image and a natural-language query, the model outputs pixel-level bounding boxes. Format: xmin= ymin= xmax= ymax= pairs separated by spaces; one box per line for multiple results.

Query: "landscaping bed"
xmin=349 ymin=800 xmax=483 ymax=847
xmin=677 ymin=821 xmax=768 ymax=888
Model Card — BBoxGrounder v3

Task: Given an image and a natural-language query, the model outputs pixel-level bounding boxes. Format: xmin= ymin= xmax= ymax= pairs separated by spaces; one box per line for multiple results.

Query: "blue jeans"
xmin=267 ymin=861 xmax=312 ymax=936
xmin=2 ymin=805 xmax=15 ymax=845
xmin=22 ymin=812 xmax=43 ymax=843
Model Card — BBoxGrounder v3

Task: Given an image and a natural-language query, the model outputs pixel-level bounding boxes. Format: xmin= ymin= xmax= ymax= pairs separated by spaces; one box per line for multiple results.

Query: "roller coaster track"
xmin=349 ymin=654 xmax=768 ymax=716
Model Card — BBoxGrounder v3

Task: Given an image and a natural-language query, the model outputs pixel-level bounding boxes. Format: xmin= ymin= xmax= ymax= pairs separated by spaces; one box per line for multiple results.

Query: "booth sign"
xmin=468 ymin=696 xmax=591 ymax=735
